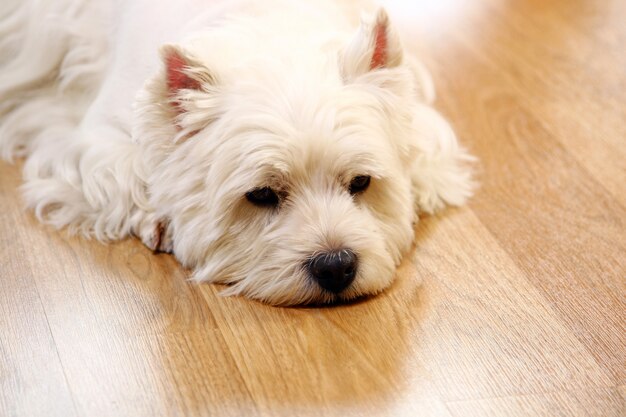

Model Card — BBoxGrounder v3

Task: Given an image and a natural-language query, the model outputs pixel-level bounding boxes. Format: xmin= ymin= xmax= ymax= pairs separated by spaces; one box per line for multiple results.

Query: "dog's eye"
xmin=246 ymin=187 xmax=279 ymax=207
xmin=349 ymin=175 xmax=371 ymax=195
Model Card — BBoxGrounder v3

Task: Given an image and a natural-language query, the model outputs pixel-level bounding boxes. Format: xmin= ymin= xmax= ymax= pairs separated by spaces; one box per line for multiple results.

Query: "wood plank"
xmin=410 ymin=211 xmax=615 ymax=400
xmin=416 ymin=17 xmax=626 ymax=385
xmin=446 ymin=387 xmax=624 ymax=417
xmin=476 ymin=0 xmax=626 ymax=206
xmin=0 ymin=165 xmax=77 ymax=417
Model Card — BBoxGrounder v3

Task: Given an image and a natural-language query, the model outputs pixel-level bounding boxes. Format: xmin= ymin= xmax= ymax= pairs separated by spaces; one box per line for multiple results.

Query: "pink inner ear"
xmin=370 ymin=22 xmax=388 ymax=69
xmin=165 ymin=51 xmax=201 ymax=95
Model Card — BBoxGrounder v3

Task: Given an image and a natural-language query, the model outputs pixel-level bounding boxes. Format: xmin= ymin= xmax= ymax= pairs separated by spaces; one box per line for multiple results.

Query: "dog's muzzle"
xmin=307 ymin=249 xmax=357 ymax=293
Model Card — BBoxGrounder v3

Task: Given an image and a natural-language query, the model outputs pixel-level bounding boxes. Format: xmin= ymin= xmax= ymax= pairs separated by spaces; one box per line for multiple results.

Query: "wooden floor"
xmin=1 ymin=0 xmax=624 ymax=416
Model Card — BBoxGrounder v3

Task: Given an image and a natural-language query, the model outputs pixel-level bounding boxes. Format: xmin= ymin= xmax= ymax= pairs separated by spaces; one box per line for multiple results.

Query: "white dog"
xmin=0 ymin=0 xmax=474 ymax=305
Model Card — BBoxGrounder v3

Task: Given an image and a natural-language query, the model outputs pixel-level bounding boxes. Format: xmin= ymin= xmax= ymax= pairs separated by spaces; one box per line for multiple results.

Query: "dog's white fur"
xmin=0 ymin=0 xmax=474 ymax=305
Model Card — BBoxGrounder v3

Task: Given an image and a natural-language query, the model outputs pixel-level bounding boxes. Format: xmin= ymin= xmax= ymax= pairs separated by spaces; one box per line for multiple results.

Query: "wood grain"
xmin=1 ymin=1 xmax=624 ymax=416
xmin=446 ymin=388 xmax=624 ymax=417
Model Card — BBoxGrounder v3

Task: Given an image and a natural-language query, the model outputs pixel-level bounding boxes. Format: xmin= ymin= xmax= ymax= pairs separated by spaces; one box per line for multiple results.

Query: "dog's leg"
xmin=21 ymin=126 xmax=174 ymax=252
xmin=410 ymin=103 xmax=476 ymax=215
xmin=133 ymin=211 xmax=174 ymax=253
xmin=17 ymin=126 xmax=148 ymax=241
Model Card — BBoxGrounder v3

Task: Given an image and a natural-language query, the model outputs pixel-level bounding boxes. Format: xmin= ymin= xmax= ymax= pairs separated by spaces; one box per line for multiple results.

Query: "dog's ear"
xmin=133 ymin=45 xmax=220 ymax=143
xmin=159 ymin=44 xmax=216 ymax=113
xmin=341 ymin=9 xmax=403 ymax=81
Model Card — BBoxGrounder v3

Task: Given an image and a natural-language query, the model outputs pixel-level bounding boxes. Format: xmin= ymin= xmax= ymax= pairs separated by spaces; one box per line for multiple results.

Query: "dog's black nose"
xmin=308 ymin=249 xmax=357 ymax=293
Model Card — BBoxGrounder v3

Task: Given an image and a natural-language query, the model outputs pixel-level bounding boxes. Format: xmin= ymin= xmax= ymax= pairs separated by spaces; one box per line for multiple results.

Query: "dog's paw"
xmin=410 ymin=104 xmax=477 ymax=214
xmin=136 ymin=216 xmax=173 ymax=253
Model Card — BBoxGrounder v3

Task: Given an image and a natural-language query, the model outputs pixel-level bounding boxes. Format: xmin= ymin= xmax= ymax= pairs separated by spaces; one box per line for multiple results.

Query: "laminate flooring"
xmin=1 ymin=0 xmax=624 ymax=416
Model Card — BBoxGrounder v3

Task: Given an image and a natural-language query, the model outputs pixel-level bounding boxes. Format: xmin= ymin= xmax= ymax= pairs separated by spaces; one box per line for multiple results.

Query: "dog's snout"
xmin=308 ymin=249 xmax=357 ymax=293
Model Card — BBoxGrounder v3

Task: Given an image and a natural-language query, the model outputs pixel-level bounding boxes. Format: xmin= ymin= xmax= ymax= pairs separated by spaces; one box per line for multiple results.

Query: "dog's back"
xmin=0 ymin=0 xmax=111 ymax=158
xmin=0 ymin=0 xmax=358 ymax=159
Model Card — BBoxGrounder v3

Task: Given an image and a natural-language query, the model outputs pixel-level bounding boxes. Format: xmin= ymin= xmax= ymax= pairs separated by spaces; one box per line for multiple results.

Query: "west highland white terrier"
xmin=0 ymin=0 xmax=474 ymax=305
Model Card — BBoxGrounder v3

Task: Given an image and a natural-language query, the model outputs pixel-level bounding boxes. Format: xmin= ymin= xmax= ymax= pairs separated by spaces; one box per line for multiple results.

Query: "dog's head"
xmin=134 ymin=10 xmax=421 ymax=305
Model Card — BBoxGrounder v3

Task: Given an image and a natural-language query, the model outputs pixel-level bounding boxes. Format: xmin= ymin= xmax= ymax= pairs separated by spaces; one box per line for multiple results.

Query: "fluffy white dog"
xmin=0 ymin=0 xmax=474 ymax=305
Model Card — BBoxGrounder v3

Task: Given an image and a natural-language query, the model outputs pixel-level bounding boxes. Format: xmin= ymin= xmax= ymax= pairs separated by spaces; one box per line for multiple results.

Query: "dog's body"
xmin=0 ymin=0 xmax=474 ymax=305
